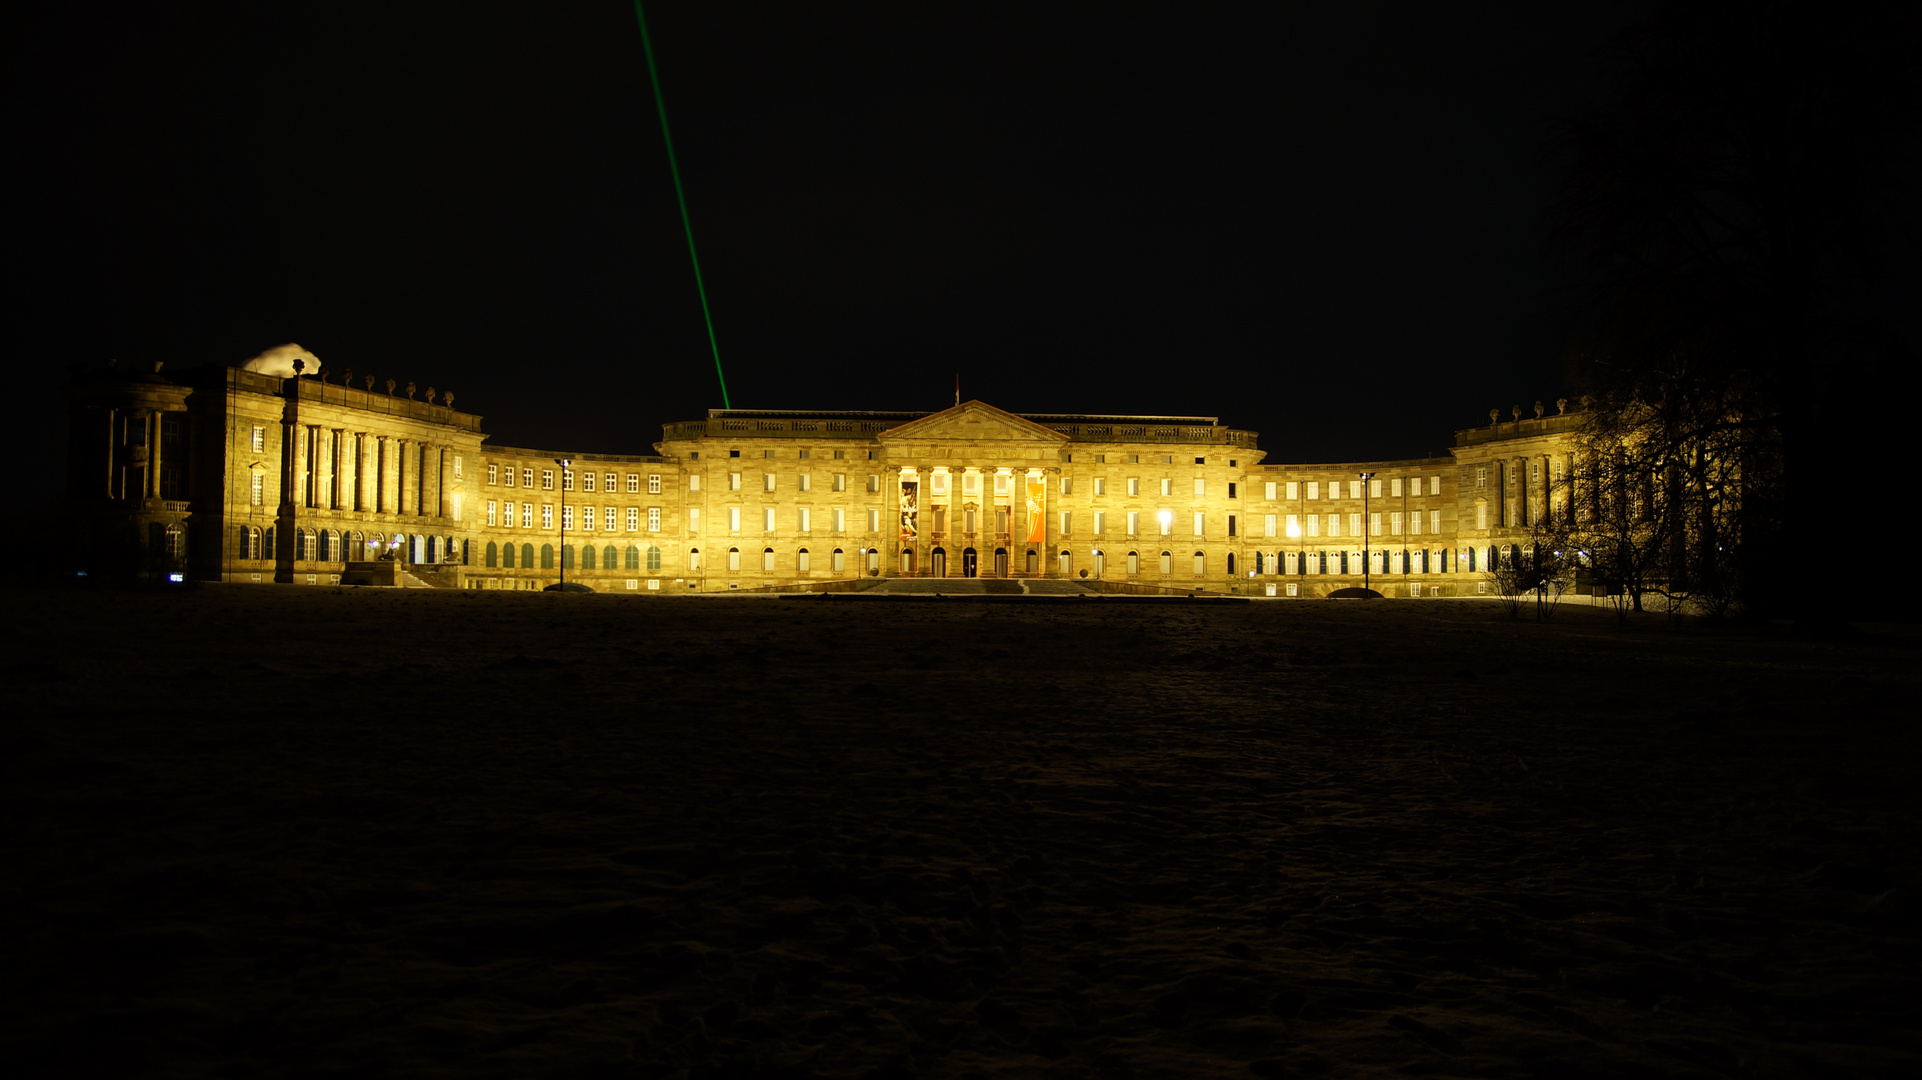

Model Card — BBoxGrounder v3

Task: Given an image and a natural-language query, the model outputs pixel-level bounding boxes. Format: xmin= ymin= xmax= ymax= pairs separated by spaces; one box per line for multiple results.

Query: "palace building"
xmin=67 ymin=355 xmax=1581 ymax=595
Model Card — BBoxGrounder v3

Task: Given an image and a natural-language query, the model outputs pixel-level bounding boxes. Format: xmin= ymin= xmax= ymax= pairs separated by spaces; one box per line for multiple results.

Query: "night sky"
xmin=15 ymin=3 xmax=1643 ymax=493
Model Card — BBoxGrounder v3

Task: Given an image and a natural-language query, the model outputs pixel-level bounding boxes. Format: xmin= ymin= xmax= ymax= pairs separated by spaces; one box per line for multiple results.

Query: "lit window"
xmin=764 ymin=507 xmax=776 ymax=531
xmin=1094 ymin=477 xmax=1106 ymax=496
xmin=1349 ymin=481 xmax=1361 ymax=499
xmin=1061 ymin=477 xmax=1072 ymax=496
xmin=487 ymin=500 xmax=498 ymax=527
xmin=487 ymin=464 xmax=498 ymax=485
xmin=1391 ymin=512 xmax=1403 ymax=535
xmin=728 ymin=507 xmax=741 ymax=531
xmin=1307 ymin=482 xmax=1319 ymax=500
xmin=689 ymin=508 xmax=700 ymax=532
xmin=798 ymin=507 xmax=811 ymax=532
xmin=728 ymin=548 xmax=741 ymax=571
xmin=605 ymin=507 xmax=617 ymax=531
xmin=605 ymin=472 xmax=617 ymax=491
xmin=632 ymin=474 xmax=644 ymax=493
xmin=1430 ymin=474 xmax=1441 ymax=494
xmin=521 ymin=503 xmax=532 ymax=528
xmin=866 ymin=509 xmax=880 ymax=533
xmin=1391 ymin=477 xmax=1402 ymax=497
xmin=689 ymin=548 xmax=701 ymax=571
xmin=542 ymin=469 xmax=555 ymax=490
xmin=1093 ymin=511 xmax=1106 ymax=535
xmin=764 ymin=473 xmax=776 ymax=492
xmin=585 ymin=471 xmax=596 ymax=493
xmin=563 ymin=470 xmax=574 ymax=492
xmin=1286 ymin=514 xmax=1300 ymax=538
xmin=729 ymin=473 xmax=742 ymax=491
xmin=1159 ymin=512 xmax=1172 ymax=536
xmin=833 ymin=508 xmax=845 ymax=532
xmin=1128 ymin=477 xmax=1140 ymax=496
xmin=647 ymin=507 xmax=659 ymax=532
xmin=1265 ymin=514 xmax=1277 ymax=538
xmin=250 ymin=426 xmax=265 ymax=452
xmin=689 ymin=474 xmax=701 ymax=492
xmin=1193 ymin=478 xmax=1205 ymax=497
xmin=1126 ymin=511 xmax=1139 ymax=535
xmin=542 ymin=505 xmax=554 ymax=529
xmin=762 ymin=548 xmax=775 ymax=571
xmin=833 ymin=474 xmax=847 ymax=492
xmin=581 ymin=506 xmax=594 ymax=530
xmin=799 ymin=473 xmax=811 ymax=493
xmin=868 ymin=475 xmax=881 ymax=493
xmin=250 ymin=472 xmax=264 ymax=506
xmin=1369 ymin=479 xmax=1382 ymax=498
xmin=1059 ymin=511 xmax=1071 ymax=535
xmin=564 ymin=506 xmax=576 ymax=530
xmin=522 ymin=468 xmax=534 ymax=488
xmin=994 ymin=473 xmax=1010 ymax=496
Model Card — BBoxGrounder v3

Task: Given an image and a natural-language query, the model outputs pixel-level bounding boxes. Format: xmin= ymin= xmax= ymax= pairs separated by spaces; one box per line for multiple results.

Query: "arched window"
xmin=485 ymin=541 xmax=499 ymax=567
xmin=1159 ymin=551 xmax=1172 ymax=575
xmin=1226 ymin=552 xmax=1235 ymax=576
xmin=899 ymin=547 xmax=914 ymax=574
xmin=763 ymin=547 xmax=775 ymax=572
xmin=727 ymin=547 xmax=741 ymax=571
xmin=560 ymin=544 xmax=574 ymax=570
xmin=521 ymin=543 xmax=534 ymax=568
xmin=350 ymin=531 xmax=364 ymax=557
xmin=581 ymin=544 xmax=597 ymax=570
xmin=239 ymin=526 xmax=257 ymax=560
xmin=797 ymin=547 xmax=811 ymax=572
xmin=641 ymin=545 xmax=655 ymax=571
xmin=263 ymin=526 xmax=275 ymax=559
xmin=1126 ymin=550 xmax=1139 ymax=575
xmin=299 ymin=528 xmax=316 ymax=561
xmin=1026 ymin=549 xmax=1038 ymax=574
xmin=1193 ymin=551 xmax=1206 ymax=576
xmin=165 ymin=524 xmax=185 ymax=562
xmin=832 ymin=548 xmax=845 ymax=572
xmin=1058 ymin=549 xmax=1071 ymax=576
xmin=1092 ymin=549 xmax=1105 ymax=576
xmin=541 ymin=543 xmax=555 ymax=569
xmin=316 ymin=530 xmax=331 ymax=562
xmin=866 ymin=549 xmax=881 ymax=573
xmin=426 ymin=535 xmax=439 ymax=563
xmin=688 ymin=547 xmax=702 ymax=571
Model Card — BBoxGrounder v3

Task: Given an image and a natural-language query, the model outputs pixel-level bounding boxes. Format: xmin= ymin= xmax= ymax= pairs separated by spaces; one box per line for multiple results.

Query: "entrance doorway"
xmin=962 ymin=547 xmax=978 ymax=577
xmin=994 ymin=548 xmax=1008 ymax=577
xmin=932 ymin=547 xmax=946 ymax=578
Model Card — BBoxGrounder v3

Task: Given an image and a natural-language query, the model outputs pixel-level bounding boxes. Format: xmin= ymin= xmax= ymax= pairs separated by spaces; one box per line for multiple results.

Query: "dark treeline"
xmin=1545 ymin=0 xmax=1921 ymax=622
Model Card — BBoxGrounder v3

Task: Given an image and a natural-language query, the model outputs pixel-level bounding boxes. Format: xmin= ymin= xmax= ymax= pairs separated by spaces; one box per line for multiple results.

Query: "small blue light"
xmin=168 ymin=573 xmax=185 ymax=583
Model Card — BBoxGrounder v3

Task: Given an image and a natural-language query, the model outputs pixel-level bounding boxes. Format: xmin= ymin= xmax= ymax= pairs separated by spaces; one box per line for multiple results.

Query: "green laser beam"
xmin=633 ymin=0 xmax=730 ymax=409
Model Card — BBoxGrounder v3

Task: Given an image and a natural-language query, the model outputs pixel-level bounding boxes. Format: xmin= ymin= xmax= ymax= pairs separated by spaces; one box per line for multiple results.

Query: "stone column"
xmin=145 ymin=411 xmax=162 ymax=500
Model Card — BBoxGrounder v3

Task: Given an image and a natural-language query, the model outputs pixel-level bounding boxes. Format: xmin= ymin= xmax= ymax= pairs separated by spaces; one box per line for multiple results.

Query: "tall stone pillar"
xmin=145 ymin=411 xmax=162 ymax=500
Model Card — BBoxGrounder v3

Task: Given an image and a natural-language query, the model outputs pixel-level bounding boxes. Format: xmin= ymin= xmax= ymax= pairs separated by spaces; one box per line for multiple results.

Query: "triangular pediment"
xmin=878 ymin=401 xmax=1068 ymax=443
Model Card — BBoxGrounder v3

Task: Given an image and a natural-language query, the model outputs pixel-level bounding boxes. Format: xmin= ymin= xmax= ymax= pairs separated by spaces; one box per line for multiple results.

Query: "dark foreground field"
xmin=4 ymin=587 xmax=1920 ymax=1078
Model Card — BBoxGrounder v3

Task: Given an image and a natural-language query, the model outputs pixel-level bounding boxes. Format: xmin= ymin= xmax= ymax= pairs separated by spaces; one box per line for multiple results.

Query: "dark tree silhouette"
xmin=1547 ymin=0 xmax=1920 ymax=621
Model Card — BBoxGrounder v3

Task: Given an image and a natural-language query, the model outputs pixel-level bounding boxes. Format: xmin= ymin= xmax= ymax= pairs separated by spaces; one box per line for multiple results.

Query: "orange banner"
xmin=1025 ymin=477 xmax=1045 ymax=543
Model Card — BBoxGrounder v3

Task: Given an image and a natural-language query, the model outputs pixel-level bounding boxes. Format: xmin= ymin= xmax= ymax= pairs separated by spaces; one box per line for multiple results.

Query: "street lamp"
xmin=555 ymin=458 xmax=571 ymax=588
xmin=1358 ymin=471 xmax=1375 ymax=593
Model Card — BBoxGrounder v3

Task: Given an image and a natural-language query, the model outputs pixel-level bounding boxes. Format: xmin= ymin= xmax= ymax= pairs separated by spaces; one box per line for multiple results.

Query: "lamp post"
xmin=1358 ymin=471 xmax=1375 ymax=593
xmin=555 ymin=457 xmax=571 ymax=588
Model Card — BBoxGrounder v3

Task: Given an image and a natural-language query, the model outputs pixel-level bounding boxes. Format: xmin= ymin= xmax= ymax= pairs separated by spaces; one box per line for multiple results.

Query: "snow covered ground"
xmin=5 ymin=587 xmax=1918 ymax=1077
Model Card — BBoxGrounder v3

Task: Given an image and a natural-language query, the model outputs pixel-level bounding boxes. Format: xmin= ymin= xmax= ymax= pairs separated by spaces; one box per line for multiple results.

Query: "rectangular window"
xmin=502 ymin=465 xmax=515 ymax=487
xmin=1307 ymin=481 xmax=1319 ymax=500
xmin=689 ymin=475 xmax=701 ymax=491
xmin=729 ymin=473 xmax=742 ymax=491
xmin=930 ymin=472 xmax=947 ymax=495
xmin=522 ymin=468 xmax=534 ymax=488
xmin=763 ymin=507 xmax=776 ymax=531
xmin=799 ymin=473 xmax=811 ymax=492
xmin=583 ymin=472 xmax=595 ymax=493
xmin=522 ymin=503 xmax=533 ymax=528
xmin=1410 ymin=511 xmax=1421 ymax=535
xmin=1350 ymin=513 xmax=1362 ymax=536
xmin=995 ymin=506 xmax=1009 ymax=534
xmin=1431 ymin=509 xmax=1442 ymax=533
xmin=1059 ymin=511 xmax=1071 ymax=535
xmin=1369 ymin=478 xmax=1382 ymax=498
xmin=1160 ymin=478 xmax=1173 ymax=497
xmin=1127 ymin=510 xmax=1140 ymax=535
xmin=1327 ymin=513 xmax=1340 ymax=537
xmin=832 ymin=450 xmax=845 ymax=459
xmin=1193 ymin=478 xmax=1205 ymax=497
xmin=632 ymin=507 xmax=644 ymax=531
xmin=1286 ymin=481 xmax=1299 ymax=500
xmin=250 ymin=472 xmax=264 ymax=506
xmin=562 ymin=470 xmax=574 ymax=492
xmin=487 ymin=500 xmax=498 ymax=527
xmin=994 ymin=473 xmax=1010 ymax=496
xmin=1093 ymin=477 xmax=1106 ymax=496
xmin=728 ymin=507 xmax=741 ymax=531
xmin=764 ymin=473 xmax=776 ymax=492
xmin=834 ymin=508 xmax=846 ymax=532
xmin=1193 ymin=512 xmax=1205 ymax=536
xmin=1391 ymin=477 xmax=1403 ymax=497
xmin=1430 ymin=474 xmax=1441 ymax=494
xmin=688 ymin=507 xmax=700 ymax=532
xmin=1306 ymin=514 xmax=1319 ymax=537
xmin=542 ymin=469 xmax=555 ymax=490
xmin=1159 ymin=513 xmax=1173 ymax=536
xmin=1265 ymin=514 xmax=1277 ymax=538
xmin=765 ymin=449 xmax=776 ymax=460
xmin=1286 ymin=513 xmax=1300 ymax=538
xmin=487 ymin=463 xmax=498 ymax=485
xmin=604 ymin=472 xmax=616 ymax=492
xmin=581 ymin=506 xmax=595 ymax=530
xmin=1265 ymin=481 xmax=1277 ymax=500
xmin=564 ymin=506 xmax=576 ymax=530
xmin=1093 ymin=511 xmax=1106 ymax=535
xmin=867 ymin=475 xmax=881 ymax=493
xmin=1349 ymin=480 xmax=1362 ymax=499
xmin=1061 ymin=477 xmax=1072 ymax=496
xmin=605 ymin=507 xmax=617 ymax=531
xmin=1475 ymin=468 xmax=1487 ymax=489
xmin=633 ymin=474 xmax=645 ymax=493
xmin=543 ymin=505 xmax=555 ymax=529
xmin=798 ymin=507 xmax=811 ymax=532
xmin=250 ymin=426 xmax=265 ymax=452
xmin=1128 ymin=477 xmax=1141 ymax=496
xmin=1227 ymin=514 xmax=1236 ymax=537
xmin=866 ymin=509 xmax=880 ymax=532
xmin=833 ymin=473 xmax=847 ymax=492
xmin=797 ymin=448 xmax=810 ymax=460
xmin=1390 ymin=512 xmax=1402 ymax=535
xmin=964 ymin=472 xmax=979 ymax=495
xmin=1228 ymin=482 xmax=1237 ymax=499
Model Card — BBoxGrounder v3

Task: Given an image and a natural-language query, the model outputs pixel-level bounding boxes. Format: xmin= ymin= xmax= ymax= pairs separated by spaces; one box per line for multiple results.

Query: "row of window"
xmin=1270 ymin=510 xmax=1446 ymax=538
xmin=487 ymin=466 xmax=664 ymax=493
xmin=1259 ymin=477 xmax=1444 ymax=501
xmin=234 ymin=526 xmax=459 ymax=564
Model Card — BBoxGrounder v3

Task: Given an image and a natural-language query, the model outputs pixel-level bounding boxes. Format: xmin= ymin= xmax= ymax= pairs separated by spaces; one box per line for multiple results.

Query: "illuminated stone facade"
xmin=68 ymin=362 xmax=1577 ymax=596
